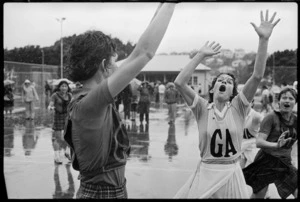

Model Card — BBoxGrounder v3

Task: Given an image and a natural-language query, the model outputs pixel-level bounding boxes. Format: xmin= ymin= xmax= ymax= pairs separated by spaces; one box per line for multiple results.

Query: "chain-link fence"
xmin=4 ymin=61 xmax=61 ymax=110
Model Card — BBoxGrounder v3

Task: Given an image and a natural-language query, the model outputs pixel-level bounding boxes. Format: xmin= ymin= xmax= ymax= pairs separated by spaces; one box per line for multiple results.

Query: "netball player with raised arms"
xmin=173 ymin=10 xmax=280 ymax=198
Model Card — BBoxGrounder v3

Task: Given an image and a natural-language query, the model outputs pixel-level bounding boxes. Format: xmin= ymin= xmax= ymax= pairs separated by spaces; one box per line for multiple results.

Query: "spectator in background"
xmin=22 ymin=79 xmax=39 ymax=120
xmin=121 ymin=84 xmax=133 ymax=122
xmin=114 ymin=93 xmax=122 ymax=112
xmin=138 ymin=81 xmax=152 ymax=125
xmin=48 ymin=80 xmax=72 ymax=164
xmin=45 ymin=80 xmax=53 ymax=109
xmin=261 ymin=85 xmax=272 ymax=114
xmin=4 ymin=84 xmax=14 ymax=115
xmin=131 ymin=87 xmax=139 ymax=122
xmin=154 ymin=81 xmax=160 ymax=108
xmin=164 ymin=82 xmax=179 ymax=124
xmin=158 ymin=82 xmax=166 ymax=109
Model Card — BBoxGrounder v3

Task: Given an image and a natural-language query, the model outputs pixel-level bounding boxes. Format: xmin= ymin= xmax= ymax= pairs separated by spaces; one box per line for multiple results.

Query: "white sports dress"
xmin=174 ymin=92 xmax=250 ymax=198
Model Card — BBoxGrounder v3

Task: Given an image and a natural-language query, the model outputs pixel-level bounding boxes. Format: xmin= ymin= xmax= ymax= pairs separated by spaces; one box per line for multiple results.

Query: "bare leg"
xmin=53 ymin=130 xmax=62 ymax=164
xmin=25 ymin=102 xmax=30 ymax=119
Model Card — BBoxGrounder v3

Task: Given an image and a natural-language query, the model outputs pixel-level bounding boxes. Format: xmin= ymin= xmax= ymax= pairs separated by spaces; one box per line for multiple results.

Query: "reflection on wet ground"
xmin=127 ymin=121 xmax=151 ymax=162
xmin=3 ymin=105 xmax=297 ymax=199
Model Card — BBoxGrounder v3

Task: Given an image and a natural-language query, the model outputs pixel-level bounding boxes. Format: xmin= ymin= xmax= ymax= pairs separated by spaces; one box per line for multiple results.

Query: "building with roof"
xmin=117 ymin=55 xmax=212 ymax=95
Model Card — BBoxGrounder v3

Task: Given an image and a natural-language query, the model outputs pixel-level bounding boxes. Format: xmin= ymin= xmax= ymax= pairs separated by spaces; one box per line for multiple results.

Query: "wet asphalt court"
xmin=3 ymin=104 xmax=297 ymax=199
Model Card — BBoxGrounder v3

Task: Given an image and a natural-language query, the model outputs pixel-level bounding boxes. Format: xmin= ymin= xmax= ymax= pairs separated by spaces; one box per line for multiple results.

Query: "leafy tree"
xmin=4 ymin=34 xmax=135 ymax=66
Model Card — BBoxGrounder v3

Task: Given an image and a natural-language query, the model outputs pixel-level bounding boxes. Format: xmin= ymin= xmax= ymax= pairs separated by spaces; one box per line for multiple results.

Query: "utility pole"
xmin=41 ymin=49 xmax=45 ymax=107
xmin=56 ymin=17 xmax=66 ymax=78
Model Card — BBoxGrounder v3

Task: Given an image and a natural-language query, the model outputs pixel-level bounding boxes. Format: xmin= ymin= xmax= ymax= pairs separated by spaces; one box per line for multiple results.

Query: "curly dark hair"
xmin=64 ymin=30 xmax=116 ymax=82
xmin=208 ymin=73 xmax=238 ymax=103
xmin=278 ymin=87 xmax=297 ymax=103
xmin=53 ymin=80 xmax=71 ymax=93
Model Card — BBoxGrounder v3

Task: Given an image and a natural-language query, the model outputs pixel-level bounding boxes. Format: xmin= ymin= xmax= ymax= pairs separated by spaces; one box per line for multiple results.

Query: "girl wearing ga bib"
xmin=173 ymin=10 xmax=280 ymax=198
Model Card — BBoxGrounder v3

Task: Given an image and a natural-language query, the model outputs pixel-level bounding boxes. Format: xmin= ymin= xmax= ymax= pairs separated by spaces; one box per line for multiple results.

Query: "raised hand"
xmin=199 ymin=41 xmax=221 ymax=57
xmin=250 ymin=10 xmax=280 ymax=40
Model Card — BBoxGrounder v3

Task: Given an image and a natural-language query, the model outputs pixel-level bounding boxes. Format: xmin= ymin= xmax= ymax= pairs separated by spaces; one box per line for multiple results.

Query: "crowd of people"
xmin=3 ymin=3 xmax=298 ymax=199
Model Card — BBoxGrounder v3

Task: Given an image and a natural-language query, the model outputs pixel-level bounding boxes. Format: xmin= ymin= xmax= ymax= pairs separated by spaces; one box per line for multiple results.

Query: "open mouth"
xmin=283 ymin=104 xmax=290 ymax=108
xmin=219 ymin=85 xmax=226 ymax=92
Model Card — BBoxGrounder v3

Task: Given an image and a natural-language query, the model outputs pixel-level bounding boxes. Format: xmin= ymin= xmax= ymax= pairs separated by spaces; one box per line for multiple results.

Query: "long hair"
xmin=208 ymin=73 xmax=238 ymax=103
xmin=65 ymin=30 xmax=116 ymax=82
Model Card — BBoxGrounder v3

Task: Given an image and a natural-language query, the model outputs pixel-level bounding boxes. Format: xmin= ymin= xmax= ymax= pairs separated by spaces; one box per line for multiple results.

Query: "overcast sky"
xmin=3 ymin=2 xmax=298 ymax=54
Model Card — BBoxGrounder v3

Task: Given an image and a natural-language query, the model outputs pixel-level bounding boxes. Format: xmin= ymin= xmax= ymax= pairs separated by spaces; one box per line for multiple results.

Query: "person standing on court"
xmin=48 ymin=80 xmax=72 ymax=164
xmin=22 ymin=79 xmax=39 ymax=120
xmin=138 ymin=81 xmax=152 ymax=125
xmin=173 ymin=10 xmax=280 ymax=198
xmin=121 ymin=84 xmax=133 ymax=122
xmin=63 ymin=3 xmax=175 ymax=199
xmin=164 ymin=82 xmax=179 ymax=124
xmin=158 ymin=82 xmax=166 ymax=109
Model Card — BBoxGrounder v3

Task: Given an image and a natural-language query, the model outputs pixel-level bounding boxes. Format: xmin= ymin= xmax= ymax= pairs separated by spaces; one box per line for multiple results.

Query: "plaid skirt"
xmin=243 ymin=150 xmax=297 ymax=199
xmin=53 ymin=112 xmax=67 ymax=131
xmin=76 ymin=180 xmax=128 ymax=199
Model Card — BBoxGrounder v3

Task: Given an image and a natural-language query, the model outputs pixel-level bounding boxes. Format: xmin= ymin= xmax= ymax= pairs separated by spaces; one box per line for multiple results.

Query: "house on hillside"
xmin=116 ymin=55 xmax=211 ymax=95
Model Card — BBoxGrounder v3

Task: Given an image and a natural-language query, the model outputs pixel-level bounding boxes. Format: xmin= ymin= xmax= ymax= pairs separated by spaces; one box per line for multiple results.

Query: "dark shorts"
xmin=243 ymin=150 xmax=297 ymax=199
xmin=76 ymin=180 xmax=128 ymax=199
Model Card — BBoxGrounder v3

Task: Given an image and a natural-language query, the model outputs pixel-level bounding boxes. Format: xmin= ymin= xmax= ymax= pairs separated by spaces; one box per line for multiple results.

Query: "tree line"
xmin=4 ymin=34 xmax=297 ymax=86
xmin=4 ymin=34 xmax=135 ymax=66
xmin=239 ymin=49 xmax=297 ymax=85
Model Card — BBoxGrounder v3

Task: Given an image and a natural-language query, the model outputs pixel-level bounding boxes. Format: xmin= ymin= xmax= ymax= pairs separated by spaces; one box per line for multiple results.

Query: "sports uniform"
xmin=174 ymin=91 xmax=250 ymax=198
xmin=241 ymin=108 xmax=264 ymax=168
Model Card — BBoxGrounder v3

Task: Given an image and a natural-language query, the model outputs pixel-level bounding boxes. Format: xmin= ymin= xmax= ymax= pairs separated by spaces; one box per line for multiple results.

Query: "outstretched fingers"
xmin=250 ymin=22 xmax=257 ymax=30
xmin=269 ymin=12 xmax=276 ymax=23
xmin=272 ymin=18 xmax=280 ymax=27
xmin=214 ymin=45 xmax=222 ymax=52
xmin=269 ymin=12 xmax=280 ymax=27
xmin=208 ymin=41 xmax=215 ymax=47
xmin=213 ymin=43 xmax=221 ymax=51
xmin=265 ymin=9 xmax=269 ymax=22
xmin=212 ymin=43 xmax=219 ymax=49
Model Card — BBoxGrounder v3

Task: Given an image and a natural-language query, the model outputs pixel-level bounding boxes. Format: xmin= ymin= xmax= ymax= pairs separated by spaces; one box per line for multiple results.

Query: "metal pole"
xmin=61 ymin=21 xmax=63 ymax=78
xmin=41 ymin=49 xmax=45 ymax=107
xmin=57 ymin=17 xmax=66 ymax=79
